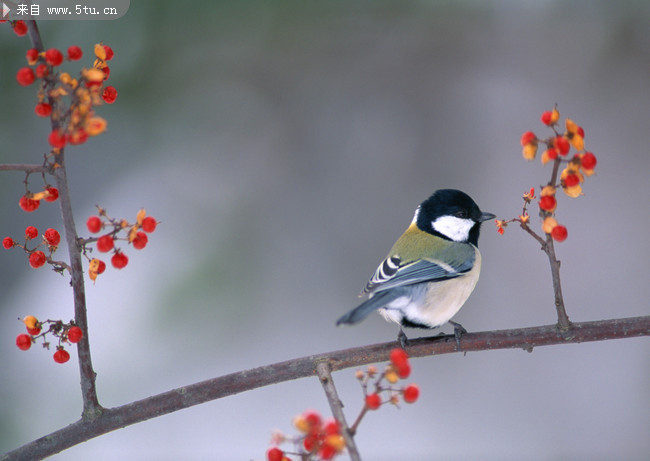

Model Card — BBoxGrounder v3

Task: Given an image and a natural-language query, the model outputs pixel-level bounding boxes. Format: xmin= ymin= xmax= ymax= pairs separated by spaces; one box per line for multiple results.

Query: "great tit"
xmin=336 ymin=189 xmax=495 ymax=346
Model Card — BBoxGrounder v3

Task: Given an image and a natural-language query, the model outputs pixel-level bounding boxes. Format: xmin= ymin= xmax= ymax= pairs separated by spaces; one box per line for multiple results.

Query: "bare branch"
xmin=3 ymin=315 xmax=648 ymax=461
xmin=0 ymin=163 xmax=47 ymax=174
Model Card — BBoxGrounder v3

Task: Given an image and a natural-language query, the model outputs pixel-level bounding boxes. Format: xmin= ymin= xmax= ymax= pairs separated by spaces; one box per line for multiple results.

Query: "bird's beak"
xmin=479 ymin=212 xmax=497 ymax=222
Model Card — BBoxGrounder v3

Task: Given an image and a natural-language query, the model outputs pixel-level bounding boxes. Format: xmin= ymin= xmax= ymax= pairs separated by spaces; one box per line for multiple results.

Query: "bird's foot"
xmin=397 ymin=328 xmax=409 ymax=349
xmin=448 ymin=320 xmax=467 ymax=350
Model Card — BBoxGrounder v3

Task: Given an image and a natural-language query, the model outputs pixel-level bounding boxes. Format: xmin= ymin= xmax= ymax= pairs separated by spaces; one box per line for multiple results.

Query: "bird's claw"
xmin=397 ymin=328 xmax=409 ymax=349
xmin=448 ymin=321 xmax=467 ymax=350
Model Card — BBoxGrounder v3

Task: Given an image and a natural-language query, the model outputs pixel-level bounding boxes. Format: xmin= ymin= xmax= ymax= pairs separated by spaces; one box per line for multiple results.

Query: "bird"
xmin=336 ymin=189 xmax=495 ymax=347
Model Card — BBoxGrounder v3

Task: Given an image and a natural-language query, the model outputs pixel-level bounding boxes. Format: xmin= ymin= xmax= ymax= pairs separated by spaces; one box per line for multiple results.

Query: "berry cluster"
xmin=357 ymin=349 xmax=420 ymax=411
xmin=267 ymin=410 xmax=346 ymax=461
xmin=12 ymin=32 xmax=116 ymax=151
xmin=496 ymin=107 xmax=598 ymax=241
xmin=82 ymin=207 xmax=157 ymax=280
xmin=15 ymin=315 xmax=82 ymax=364
xmin=3 ymin=223 xmax=67 ymax=272
xmin=266 ymin=349 xmax=419 ymax=461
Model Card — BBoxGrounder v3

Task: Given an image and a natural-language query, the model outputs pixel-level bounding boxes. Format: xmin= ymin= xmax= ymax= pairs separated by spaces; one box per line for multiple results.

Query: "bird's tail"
xmin=336 ymin=289 xmax=406 ymax=325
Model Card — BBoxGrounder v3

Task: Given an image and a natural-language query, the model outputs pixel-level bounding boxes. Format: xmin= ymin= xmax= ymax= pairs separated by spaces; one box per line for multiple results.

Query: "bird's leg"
xmin=448 ymin=320 xmax=467 ymax=350
xmin=397 ymin=327 xmax=409 ymax=349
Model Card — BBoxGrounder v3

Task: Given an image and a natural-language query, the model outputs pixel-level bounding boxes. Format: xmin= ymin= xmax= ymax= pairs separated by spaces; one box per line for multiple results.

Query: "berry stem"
xmin=315 ymin=361 xmax=361 ymax=461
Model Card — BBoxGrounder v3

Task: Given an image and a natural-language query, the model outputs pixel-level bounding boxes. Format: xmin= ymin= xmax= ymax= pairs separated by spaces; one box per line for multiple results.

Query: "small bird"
xmin=336 ymin=189 xmax=495 ymax=347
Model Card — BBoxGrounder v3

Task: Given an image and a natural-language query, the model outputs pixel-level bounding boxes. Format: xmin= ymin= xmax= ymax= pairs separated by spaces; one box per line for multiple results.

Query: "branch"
xmin=0 ymin=163 xmax=47 ymax=173
xmin=24 ymin=19 xmax=102 ymax=417
xmin=316 ymin=362 xmax=361 ymax=461
xmin=3 ymin=315 xmax=648 ymax=460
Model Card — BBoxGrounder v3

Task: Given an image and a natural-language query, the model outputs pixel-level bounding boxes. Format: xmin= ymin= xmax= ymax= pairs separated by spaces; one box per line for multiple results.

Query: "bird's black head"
xmin=415 ymin=189 xmax=495 ymax=246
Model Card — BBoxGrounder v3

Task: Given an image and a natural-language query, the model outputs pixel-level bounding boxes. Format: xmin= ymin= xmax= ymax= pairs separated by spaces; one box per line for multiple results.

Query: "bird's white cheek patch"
xmin=432 ymin=216 xmax=474 ymax=242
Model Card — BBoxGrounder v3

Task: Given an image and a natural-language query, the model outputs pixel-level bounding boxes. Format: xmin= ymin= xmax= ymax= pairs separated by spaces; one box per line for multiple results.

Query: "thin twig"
xmin=0 ymin=163 xmax=48 ymax=173
xmin=2 ymin=315 xmax=648 ymax=461
xmin=316 ymin=361 xmax=362 ymax=461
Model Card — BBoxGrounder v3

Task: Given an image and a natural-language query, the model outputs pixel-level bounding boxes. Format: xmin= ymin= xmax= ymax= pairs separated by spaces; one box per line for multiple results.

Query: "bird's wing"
xmin=362 ymin=250 xmax=475 ymax=295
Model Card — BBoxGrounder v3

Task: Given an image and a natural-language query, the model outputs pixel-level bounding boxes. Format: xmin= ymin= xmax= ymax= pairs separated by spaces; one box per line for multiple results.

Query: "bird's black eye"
xmin=455 ymin=210 xmax=468 ymax=219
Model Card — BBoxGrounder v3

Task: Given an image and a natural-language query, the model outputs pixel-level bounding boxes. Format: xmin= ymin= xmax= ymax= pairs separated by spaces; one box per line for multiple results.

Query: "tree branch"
xmin=24 ymin=19 xmax=102 ymax=417
xmin=3 ymin=315 xmax=648 ymax=460
xmin=316 ymin=361 xmax=361 ymax=461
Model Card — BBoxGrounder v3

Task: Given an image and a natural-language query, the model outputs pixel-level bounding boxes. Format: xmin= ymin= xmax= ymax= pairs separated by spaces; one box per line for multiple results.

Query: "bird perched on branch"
xmin=336 ymin=189 xmax=495 ymax=347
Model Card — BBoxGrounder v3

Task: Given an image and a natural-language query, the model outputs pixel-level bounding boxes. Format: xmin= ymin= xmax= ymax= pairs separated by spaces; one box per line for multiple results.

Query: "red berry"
xmin=520 ymin=131 xmax=536 ymax=146
xmin=577 ymin=126 xmax=585 ymax=138
xmin=16 ymin=334 xmax=32 ymax=351
xmin=546 ymin=148 xmax=558 ymax=160
xmin=67 ymin=326 xmax=83 ymax=343
xmin=96 ymin=234 xmax=114 ymax=252
xmin=540 ymin=111 xmax=553 ymax=125
xmin=68 ymin=128 xmax=88 ymax=145
xmin=67 ymin=45 xmax=83 ymax=60
xmin=12 ymin=20 xmax=28 ymax=36
xmin=389 ymin=348 xmax=409 ymax=369
xmin=44 ymin=228 xmax=61 ymax=247
xmin=132 ymin=231 xmax=148 ymax=250
xmin=103 ymin=45 xmax=114 ymax=60
xmin=266 ymin=447 xmax=284 ymax=461
xmin=48 ymin=129 xmax=67 ymax=149
xmin=403 ymin=384 xmax=420 ymax=403
xmin=323 ymin=419 xmax=340 ymax=435
xmin=86 ymin=216 xmax=103 ymax=233
xmin=563 ymin=174 xmax=580 ymax=187
xmin=26 ymin=327 xmax=41 ymax=335
xmin=29 ymin=251 xmax=47 ymax=268
xmin=551 ymin=225 xmax=568 ymax=242
xmin=539 ymin=195 xmax=557 ymax=212
xmin=35 ymin=63 xmax=49 ymax=78
xmin=19 ymin=195 xmax=40 ymax=212
xmin=44 ymin=187 xmax=59 ymax=202
xmin=97 ymin=259 xmax=107 ymax=274
xmin=365 ymin=393 xmax=382 ymax=410
xmin=303 ymin=432 xmax=319 ymax=452
xmin=396 ymin=362 xmax=411 ymax=379
xmin=26 ymin=48 xmax=39 ymax=65
xmin=35 ymin=102 xmax=52 ymax=117
xmin=102 ymin=86 xmax=118 ymax=104
xmin=554 ymin=136 xmax=570 ymax=155
xmin=25 ymin=226 xmax=38 ymax=240
xmin=581 ymin=152 xmax=597 ymax=170
xmin=16 ymin=67 xmax=35 ymax=86
xmin=3 ymin=237 xmax=14 ymax=249
xmin=102 ymin=66 xmax=110 ymax=80
xmin=53 ymin=348 xmax=70 ymax=364
xmin=141 ymin=216 xmax=157 ymax=233
xmin=111 ymin=251 xmax=128 ymax=269
xmin=45 ymin=48 xmax=64 ymax=66
xmin=304 ymin=410 xmax=322 ymax=429
xmin=319 ymin=443 xmax=337 ymax=460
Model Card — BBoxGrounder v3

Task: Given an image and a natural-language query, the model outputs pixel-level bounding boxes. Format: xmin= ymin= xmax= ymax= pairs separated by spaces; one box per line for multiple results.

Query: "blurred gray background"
xmin=1 ymin=1 xmax=649 ymax=460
